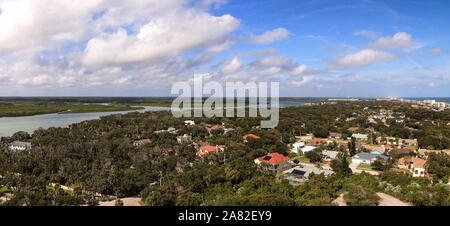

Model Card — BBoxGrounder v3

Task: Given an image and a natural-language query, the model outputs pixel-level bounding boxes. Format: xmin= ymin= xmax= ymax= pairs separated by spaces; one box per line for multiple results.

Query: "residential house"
xmin=352 ymin=133 xmax=368 ymax=141
xmin=223 ymin=128 xmax=235 ymax=135
xmin=177 ymin=134 xmax=192 ymax=144
xmin=292 ymin=142 xmax=305 ymax=154
xmin=418 ymin=149 xmax=450 ymax=159
xmin=348 ymin=127 xmax=359 ymax=132
xmin=363 ymin=145 xmax=386 ymax=154
xmin=184 ymin=120 xmax=196 ymax=126
xmin=133 ymin=139 xmax=151 ymax=147
xmin=243 ymin=134 xmax=261 ymax=142
xmin=322 ymin=150 xmax=339 ymax=161
xmin=352 ymin=152 xmax=389 ymax=165
xmin=401 ymin=139 xmax=418 ymax=146
xmin=280 ymin=165 xmax=334 ymax=184
xmin=329 ymin=132 xmax=341 ymax=139
xmin=301 ymin=145 xmax=317 ymax=153
xmin=398 ymin=157 xmax=427 ymax=177
xmin=254 ymin=153 xmax=291 ymax=173
xmin=196 ymin=145 xmax=226 ymax=157
xmin=9 ymin=141 xmax=32 ymax=151
xmin=365 ymin=127 xmax=376 ymax=133
xmin=296 ymin=134 xmax=313 ymax=142
xmin=392 ymin=148 xmax=413 ymax=157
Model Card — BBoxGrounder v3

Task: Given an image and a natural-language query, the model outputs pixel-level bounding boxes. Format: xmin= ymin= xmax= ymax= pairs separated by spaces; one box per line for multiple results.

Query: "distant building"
xmin=9 ymin=141 xmax=32 ymax=151
xmin=184 ymin=120 xmax=196 ymax=126
xmin=223 ymin=128 xmax=235 ymax=135
xmin=281 ymin=165 xmax=334 ymax=184
xmin=301 ymin=146 xmax=316 ymax=153
xmin=243 ymin=134 xmax=261 ymax=142
xmin=292 ymin=142 xmax=305 ymax=154
xmin=352 ymin=133 xmax=368 ymax=141
xmin=392 ymin=148 xmax=413 ymax=157
xmin=352 ymin=152 xmax=389 ymax=164
xmin=348 ymin=127 xmax=359 ymax=132
xmin=322 ymin=150 xmax=339 ymax=161
xmin=329 ymin=132 xmax=341 ymax=139
xmin=177 ymin=134 xmax=192 ymax=144
xmin=133 ymin=139 xmax=151 ymax=147
xmin=196 ymin=145 xmax=226 ymax=157
xmin=398 ymin=157 xmax=427 ymax=177
xmin=254 ymin=153 xmax=291 ymax=173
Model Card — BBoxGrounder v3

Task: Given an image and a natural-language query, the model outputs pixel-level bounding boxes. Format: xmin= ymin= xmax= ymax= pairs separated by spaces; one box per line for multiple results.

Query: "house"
xmin=296 ymin=134 xmax=313 ymax=142
xmin=418 ymin=149 xmax=450 ymax=159
xmin=312 ymin=138 xmax=328 ymax=145
xmin=254 ymin=153 xmax=291 ymax=173
xmin=363 ymin=145 xmax=385 ymax=154
xmin=196 ymin=145 xmax=226 ymax=157
xmin=352 ymin=152 xmax=389 ymax=164
xmin=9 ymin=141 xmax=32 ymax=151
xmin=348 ymin=127 xmax=359 ymax=132
xmin=281 ymin=165 xmax=334 ymax=184
xmin=223 ymin=128 xmax=235 ymax=135
xmin=365 ymin=127 xmax=376 ymax=133
xmin=322 ymin=150 xmax=339 ymax=161
xmin=392 ymin=148 xmax=413 ymax=157
xmin=401 ymin=139 xmax=418 ymax=146
xmin=301 ymin=146 xmax=317 ymax=153
xmin=398 ymin=157 xmax=427 ymax=177
xmin=133 ymin=139 xmax=152 ymax=147
xmin=184 ymin=120 xmax=196 ymax=126
xmin=329 ymin=132 xmax=341 ymax=139
xmin=243 ymin=134 xmax=261 ymax=142
xmin=292 ymin=142 xmax=305 ymax=154
xmin=177 ymin=134 xmax=192 ymax=144
xmin=352 ymin=133 xmax=368 ymax=141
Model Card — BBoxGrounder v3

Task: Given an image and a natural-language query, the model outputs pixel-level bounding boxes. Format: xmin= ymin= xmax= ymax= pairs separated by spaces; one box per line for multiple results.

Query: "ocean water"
xmin=402 ymin=97 xmax=450 ymax=104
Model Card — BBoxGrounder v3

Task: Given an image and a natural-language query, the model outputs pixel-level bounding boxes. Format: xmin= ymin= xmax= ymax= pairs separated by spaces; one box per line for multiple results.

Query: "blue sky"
xmin=0 ymin=0 xmax=448 ymax=97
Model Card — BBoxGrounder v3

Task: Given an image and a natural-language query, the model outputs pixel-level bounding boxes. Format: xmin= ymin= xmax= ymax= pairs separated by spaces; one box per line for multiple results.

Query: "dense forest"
xmin=0 ymin=101 xmax=449 ymax=206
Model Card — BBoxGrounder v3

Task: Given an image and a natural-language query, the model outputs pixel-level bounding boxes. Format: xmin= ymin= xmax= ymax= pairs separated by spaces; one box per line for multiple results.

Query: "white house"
xmin=352 ymin=152 xmax=389 ymax=165
xmin=9 ymin=141 xmax=32 ymax=151
xmin=301 ymin=146 xmax=316 ymax=153
xmin=352 ymin=133 xmax=368 ymax=141
xmin=184 ymin=120 xmax=196 ymax=126
xmin=292 ymin=142 xmax=305 ymax=154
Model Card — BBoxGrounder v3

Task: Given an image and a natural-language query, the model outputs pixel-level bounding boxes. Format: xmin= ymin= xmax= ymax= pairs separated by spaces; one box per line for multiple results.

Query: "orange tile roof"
xmin=312 ymin=138 xmax=327 ymax=143
xmin=243 ymin=134 xmax=261 ymax=140
xmin=399 ymin=157 xmax=426 ymax=169
xmin=348 ymin=127 xmax=359 ymax=132
xmin=257 ymin=153 xmax=290 ymax=165
xmin=200 ymin=145 xmax=218 ymax=152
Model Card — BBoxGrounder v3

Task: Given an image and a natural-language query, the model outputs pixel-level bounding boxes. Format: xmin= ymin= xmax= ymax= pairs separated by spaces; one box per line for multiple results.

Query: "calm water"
xmin=0 ymin=101 xmax=306 ymax=137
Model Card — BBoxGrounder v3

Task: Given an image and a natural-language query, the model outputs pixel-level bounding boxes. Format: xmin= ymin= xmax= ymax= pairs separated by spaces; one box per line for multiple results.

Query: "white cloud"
xmin=82 ymin=10 xmax=239 ymax=66
xmin=328 ymin=49 xmax=398 ymax=69
xmin=417 ymin=47 xmax=444 ymax=56
xmin=220 ymin=57 xmax=243 ymax=74
xmin=247 ymin=48 xmax=278 ymax=58
xmin=249 ymin=28 xmax=289 ymax=44
xmin=354 ymin=30 xmax=379 ymax=40
xmin=367 ymin=32 xmax=413 ymax=50
xmin=291 ymin=76 xmax=315 ymax=87
xmin=18 ymin=74 xmax=49 ymax=86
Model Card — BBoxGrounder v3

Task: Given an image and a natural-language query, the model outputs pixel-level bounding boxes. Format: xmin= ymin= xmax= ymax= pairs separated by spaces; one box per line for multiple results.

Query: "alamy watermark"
xmin=171 ymin=74 xmax=279 ymax=128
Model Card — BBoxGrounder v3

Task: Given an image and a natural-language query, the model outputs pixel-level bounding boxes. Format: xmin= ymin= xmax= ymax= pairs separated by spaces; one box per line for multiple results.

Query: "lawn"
xmin=357 ymin=163 xmax=376 ymax=171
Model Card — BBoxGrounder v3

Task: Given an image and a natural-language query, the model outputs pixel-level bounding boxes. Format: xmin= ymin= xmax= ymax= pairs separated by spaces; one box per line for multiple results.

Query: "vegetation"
xmin=0 ymin=99 xmax=449 ymax=206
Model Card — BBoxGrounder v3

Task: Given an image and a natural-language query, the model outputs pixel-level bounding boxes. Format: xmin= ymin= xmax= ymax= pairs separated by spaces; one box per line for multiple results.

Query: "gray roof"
xmin=322 ymin=150 xmax=339 ymax=159
xmin=353 ymin=152 xmax=389 ymax=161
xmin=10 ymin=141 xmax=32 ymax=148
xmin=283 ymin=165 xmax=334 ymax=179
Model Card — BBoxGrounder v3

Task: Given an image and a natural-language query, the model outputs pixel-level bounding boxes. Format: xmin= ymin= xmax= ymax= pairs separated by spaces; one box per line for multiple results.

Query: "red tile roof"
xmin=312 ymin=138 xmax=327 ymax=143
xmin=200 ymin=145 xmax=218 ymax=152
xmin=257 ymin=153 xmax=290 ymax=165
xmin=394 ymin=148 xmax=413 ymax=154
xmin=348 ymin=127 xmax=359 ymax=132
xmin=243 ymin=134 xmax=261 ymax=140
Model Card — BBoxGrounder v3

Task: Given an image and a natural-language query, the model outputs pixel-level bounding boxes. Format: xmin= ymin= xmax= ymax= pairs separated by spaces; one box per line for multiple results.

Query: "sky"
xmin=0 ymin=0 xmax=449 ymax=97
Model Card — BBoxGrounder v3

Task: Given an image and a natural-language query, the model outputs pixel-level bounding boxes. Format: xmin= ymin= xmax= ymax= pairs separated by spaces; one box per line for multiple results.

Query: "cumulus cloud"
xmin=82 ymin=10 xmax=239 ymax=66
xmin=249 ymin=28 xmax=289 ymax=44
xmin=220 ymin=57 xmax=243 ymax=74
xmin=367 ymin=32 xmax=413 ymax=50
xmin=248 ymin=56 xmax=296 ymax=76
xmin=328 ymin=49 xmax=398 ymax=69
